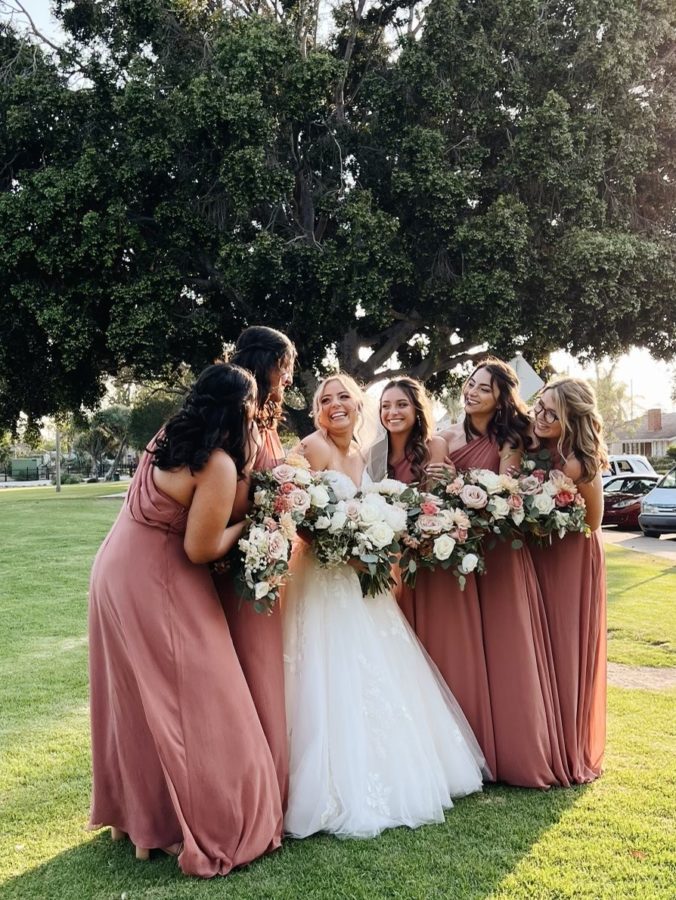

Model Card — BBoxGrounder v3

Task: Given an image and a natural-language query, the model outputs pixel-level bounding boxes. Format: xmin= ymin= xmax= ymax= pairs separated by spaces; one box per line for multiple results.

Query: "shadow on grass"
xmin=1 ymin=783 xmax=587 ymax=900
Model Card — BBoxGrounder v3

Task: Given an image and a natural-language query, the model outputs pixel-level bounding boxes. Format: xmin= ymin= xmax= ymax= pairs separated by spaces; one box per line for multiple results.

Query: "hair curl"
xmin=380 ymin=377 xmax=435 ymax=483
xmin=150 ymin=363 xmax=256 ymax=476
xmin=230 ymin=326 xmax=296 ymax=431
xmin=463 ymin=357 xmax=534 ymax=452
xmin=540 ymin=377 xmax=609 ymax=481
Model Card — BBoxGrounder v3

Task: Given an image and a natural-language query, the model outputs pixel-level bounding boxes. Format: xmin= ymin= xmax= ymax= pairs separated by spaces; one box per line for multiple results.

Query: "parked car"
xmin=639 ymin=466 xmax=676 ymax=537
xmin=602 ymin=455 xmax=657 ymax=482
xmin=602 ymin=474 xmax=661 ymax=529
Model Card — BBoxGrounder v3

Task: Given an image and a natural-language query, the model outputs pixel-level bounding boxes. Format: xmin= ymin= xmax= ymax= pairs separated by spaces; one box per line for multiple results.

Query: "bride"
xmin=283 ymin=373 xmax=488 ymax=839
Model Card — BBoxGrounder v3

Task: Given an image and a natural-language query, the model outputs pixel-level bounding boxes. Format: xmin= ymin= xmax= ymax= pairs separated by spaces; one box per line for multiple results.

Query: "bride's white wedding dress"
xmin=283 ymin=470 xmax=486 ymax=839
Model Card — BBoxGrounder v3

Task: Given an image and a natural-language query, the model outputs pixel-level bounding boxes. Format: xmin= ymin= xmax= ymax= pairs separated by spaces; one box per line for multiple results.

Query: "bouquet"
xmin=517 ymin=455 xmax=590 ymax=542
xmin=306 ymin=474 xmax=409 ymax=597
xmin=399 ymin=482 xmax=485 ymax=589
xmin=214 ymin=453 xmax=323 ymax=614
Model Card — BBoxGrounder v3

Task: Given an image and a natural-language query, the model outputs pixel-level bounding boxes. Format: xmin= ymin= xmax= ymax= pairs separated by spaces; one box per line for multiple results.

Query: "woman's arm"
xmin=500 ymin=445 xmax=523 ymax=475
xmin=293 ymin=431 xmax=331 ymax=471
xmin=564 ymin=458 xmax=604 ymax=530
xmin=183 ymin=450 xmax=247 ymax=564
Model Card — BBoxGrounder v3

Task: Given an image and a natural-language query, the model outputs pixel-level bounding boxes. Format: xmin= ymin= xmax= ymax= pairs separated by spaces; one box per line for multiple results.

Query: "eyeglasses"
xmin=533 ymin=400 xmax=559 ymax=425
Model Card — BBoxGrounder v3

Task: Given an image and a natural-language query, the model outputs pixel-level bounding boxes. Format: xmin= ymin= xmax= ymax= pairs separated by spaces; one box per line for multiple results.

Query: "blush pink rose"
xmin=417 ymin=514 xmax=444 ymax=534
xmin=271 ymin=464 xmax=297 ymax=484
xmin=263 ymin=516 xmax=278 ymax=531
xmin=554 ymin=490 xmax=576 ymax=508
xmin=420 ymin=500 xmax=441 ymax=516
xmin=532 ymin=468 xmax=546 ymax=483
xmin=279 ymin=481 xmax=296 ymax=495
xmin=453 ymin=527 xmax=469 ymax=542
xmin=274 ymin=496 xmax=292 ymax=513
xmin=507 ymin=494 xmax=524 ymax=510
xmin=459 ymin=484 xmax=488 ymax=509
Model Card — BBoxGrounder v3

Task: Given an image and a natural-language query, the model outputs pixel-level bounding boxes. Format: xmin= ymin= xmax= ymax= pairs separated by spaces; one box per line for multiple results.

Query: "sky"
xmin=9 ymin=3 xmax=676 ymax=416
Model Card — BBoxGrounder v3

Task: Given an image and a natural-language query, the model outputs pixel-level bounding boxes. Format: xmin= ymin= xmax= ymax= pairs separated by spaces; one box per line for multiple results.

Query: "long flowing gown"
xmin=455 ymin=435 xmax=569 ymax=787
xmin=392 ymin=457 xmax=497 ymax=780
xmin=282 ymin=470 xmax=486 ymax=839
xmin=213 ymin=427 xmax=289 ymax=811
xmin=88 ymin=448 xmax=282 ymax=877
xmin=530 ymin=530 xmax=607 ymax=781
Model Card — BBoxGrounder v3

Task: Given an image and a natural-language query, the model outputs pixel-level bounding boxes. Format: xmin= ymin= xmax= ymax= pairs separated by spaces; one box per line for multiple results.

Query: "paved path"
xmin=602 ymin=528 xmax=676 ymax=562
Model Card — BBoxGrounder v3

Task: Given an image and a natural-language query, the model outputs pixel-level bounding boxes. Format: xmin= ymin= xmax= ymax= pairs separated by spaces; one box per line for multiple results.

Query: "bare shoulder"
xmin=195 ymin=447 xmax=237 ymax=485
xmin=296 ymin=431 xmax=332 ymax=469
xmin=562 ymin=455 xmax=584 ymax=483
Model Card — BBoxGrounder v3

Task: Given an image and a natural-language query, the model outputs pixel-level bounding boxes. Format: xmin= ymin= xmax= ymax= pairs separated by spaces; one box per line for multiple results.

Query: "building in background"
xmin=610 ymin=409 xmax=676 ymax=458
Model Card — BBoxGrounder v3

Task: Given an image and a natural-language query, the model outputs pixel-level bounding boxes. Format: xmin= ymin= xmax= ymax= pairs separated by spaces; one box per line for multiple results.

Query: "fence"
xmin=1 ymin=461 xmax=138 ymax=483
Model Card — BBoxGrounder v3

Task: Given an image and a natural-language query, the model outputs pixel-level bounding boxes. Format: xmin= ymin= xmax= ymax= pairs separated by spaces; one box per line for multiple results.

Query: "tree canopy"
xmin=0 ymin=0 xmax=674 ymax=429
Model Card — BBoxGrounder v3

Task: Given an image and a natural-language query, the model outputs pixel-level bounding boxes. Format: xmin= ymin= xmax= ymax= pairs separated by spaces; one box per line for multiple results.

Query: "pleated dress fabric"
xmin=88 ymin=447 xmax=283 ymax=877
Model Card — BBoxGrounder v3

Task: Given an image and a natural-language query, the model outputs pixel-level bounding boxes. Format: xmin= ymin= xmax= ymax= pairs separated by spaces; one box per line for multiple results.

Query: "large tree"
xmin=0 ymin=0 xmax=674 ymax=430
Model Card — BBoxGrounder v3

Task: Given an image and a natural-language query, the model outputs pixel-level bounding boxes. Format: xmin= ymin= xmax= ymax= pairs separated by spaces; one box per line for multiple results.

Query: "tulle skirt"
xmin=282 ymin=551 xmax=485 ymax=839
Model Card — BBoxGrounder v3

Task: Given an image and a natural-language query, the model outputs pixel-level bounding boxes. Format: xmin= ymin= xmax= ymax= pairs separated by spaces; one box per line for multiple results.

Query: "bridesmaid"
xmin=88 ymin=363 xmax=282 ymax=877
xmin=429 ymin=358 xmax=569 ymax=788
xmin=213 ymin=325 xmax=296 ymax=809
xmin=529 ymin=377 xmax=607 ymax=782
xmin=380 ymin=377 xmax=496 ymax=779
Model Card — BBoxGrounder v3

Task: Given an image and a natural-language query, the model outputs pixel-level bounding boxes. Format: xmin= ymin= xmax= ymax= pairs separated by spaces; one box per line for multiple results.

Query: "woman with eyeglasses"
xmin=212 ymin=326 xmax=297 ymax=816
xmin=426 ymin=358 xmax=568 ymax=788
xmin=529 ymin=377 xmax=608 ymax=782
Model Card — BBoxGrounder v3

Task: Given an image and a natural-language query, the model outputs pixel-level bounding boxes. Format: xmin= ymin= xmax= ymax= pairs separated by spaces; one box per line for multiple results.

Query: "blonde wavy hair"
xmin=312 ymin=372 xmax=366 ymax=439
xmin=540 ymin=376 xmax=609 ymax=481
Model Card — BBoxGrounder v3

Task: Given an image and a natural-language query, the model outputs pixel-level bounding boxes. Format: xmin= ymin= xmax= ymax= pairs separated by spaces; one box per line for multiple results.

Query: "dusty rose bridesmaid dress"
xmin=213 ymin=427 xmax=289 ymax=810
xmin=458 ymin=435 xmax=569 ymax=787
xmin=392 ymin=456 xmax=497 ymax=779
xmin=530 ymin=530 xmax=607 ymax=781
xmin=88 ymin=449 xmax=282 ymax=877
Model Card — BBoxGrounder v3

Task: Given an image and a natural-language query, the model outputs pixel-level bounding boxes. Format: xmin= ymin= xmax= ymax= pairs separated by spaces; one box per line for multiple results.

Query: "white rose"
xmin=314 ymin=515 xmax=331 ymax=530
xmin=533 ymin=492 xmax=555 ymax=515
xmin=543 ymin=479 xmax=560 ymax=497
xmin=383 ymin=504 xmax=407 ymax=534
xmin=474 ymin=469 xmax=503 ymax=494
xmin=489 ymin=496 xmax=511 ymax=520
xmin=358 ymin=502 xmax=381 ymax=526
xmin=254 ymin=581 xmax=270 ymax=600
xmin=368 ymin=478 xmax=407 ymax=497
xmin=309 ymin=484 xmax=331 ymax=508
xmin=329 ymin=511 xmax=348 ymax=533
xmin=459 ymin=553 xmax=479 ymax=574
xmin=365 ymin=521 xmax=395 ymax=549
xmin=293 ymin=468 xmax=313 ymax=486
xmin=433 ymin=534 xmax=456 ymax=561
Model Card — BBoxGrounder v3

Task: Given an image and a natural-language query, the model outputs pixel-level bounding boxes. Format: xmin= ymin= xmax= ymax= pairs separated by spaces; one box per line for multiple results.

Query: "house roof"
xmin=614 ymin=411 xmax=676 ymax=441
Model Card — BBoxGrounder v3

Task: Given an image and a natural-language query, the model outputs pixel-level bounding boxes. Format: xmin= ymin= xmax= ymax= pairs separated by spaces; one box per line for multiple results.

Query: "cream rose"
xmin=433 ymin=534 xmax=456 ymax=561
xmin=365 ymin=521 xmax=395 ymax=549
xmin=460 ymin=553 xmax=479 ymax=574
xmin=309 ymin=484 xmax=331 ymax=508
xmin=532 ymin=492 xmax=555 ymax=515
xmin=474 ymin=470 xmax=503 ymax=494
xmin=489 ymin=496 xmax=510 ymax=520
xmin=254 ymin=581 xmax=270 ymax=600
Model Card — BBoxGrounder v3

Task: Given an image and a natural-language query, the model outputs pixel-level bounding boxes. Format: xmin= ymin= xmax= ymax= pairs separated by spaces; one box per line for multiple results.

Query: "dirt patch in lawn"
xmin=607 ymin=661 xmax=676 ymax=691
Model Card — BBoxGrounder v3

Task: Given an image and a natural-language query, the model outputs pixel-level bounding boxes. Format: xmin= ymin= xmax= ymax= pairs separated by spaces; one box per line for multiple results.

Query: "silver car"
xmin=639 ymin=466 xmax=676 ymax=537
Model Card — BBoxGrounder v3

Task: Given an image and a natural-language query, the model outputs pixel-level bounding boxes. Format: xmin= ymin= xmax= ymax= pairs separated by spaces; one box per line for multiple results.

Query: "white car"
xmin=639 ymin=467 xmax=676 ymax=537
xmin=602 ymin=455 xmax=657 ymax=481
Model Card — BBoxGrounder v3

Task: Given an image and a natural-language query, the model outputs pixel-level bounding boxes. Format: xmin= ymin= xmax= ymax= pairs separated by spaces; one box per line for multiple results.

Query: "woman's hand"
xmin=347 ymin=558 xmax=369 ymax=575
xmin=425 ymin=458 xmax=457 ymax=481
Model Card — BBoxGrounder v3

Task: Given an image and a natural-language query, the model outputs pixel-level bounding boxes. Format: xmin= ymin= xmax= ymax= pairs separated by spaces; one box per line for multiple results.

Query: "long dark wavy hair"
xmin=230 ymin=326 xmax=296 ymax=431
xmin=151 ymin=363 xmax=257 ymax=476
xmin=463 ymin=357 xmax=534 ymax=451
xmin=380 ymin=377 xmax=436 ymax=483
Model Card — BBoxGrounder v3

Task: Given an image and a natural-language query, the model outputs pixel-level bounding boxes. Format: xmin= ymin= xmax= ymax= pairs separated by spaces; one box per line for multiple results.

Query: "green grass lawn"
xmin=1 ymin=485 xmax=674 ymax=899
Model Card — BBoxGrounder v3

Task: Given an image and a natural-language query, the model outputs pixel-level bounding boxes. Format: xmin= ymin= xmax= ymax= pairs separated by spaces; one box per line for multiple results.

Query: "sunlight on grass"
xmin=0 ymin=489 xmax=674 ymax=898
